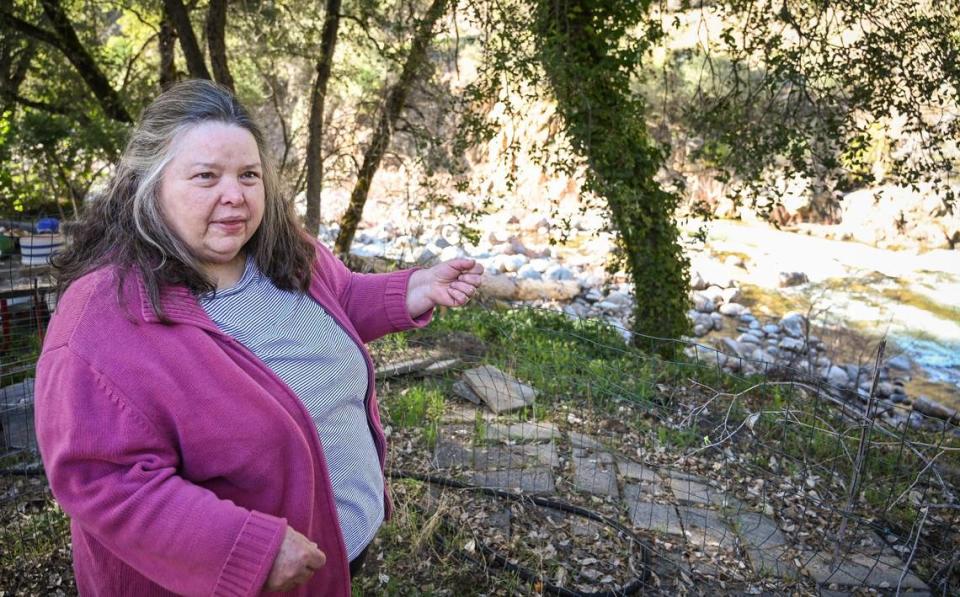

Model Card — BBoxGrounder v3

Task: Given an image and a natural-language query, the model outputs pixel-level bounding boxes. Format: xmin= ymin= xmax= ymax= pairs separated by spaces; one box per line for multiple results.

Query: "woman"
xmin=34 ymin=79 xmax=482 ymax=596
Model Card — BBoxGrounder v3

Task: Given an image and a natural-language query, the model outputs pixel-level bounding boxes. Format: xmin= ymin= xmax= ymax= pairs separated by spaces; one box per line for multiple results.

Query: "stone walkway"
xmin=432 ymin=404 xmax=931 ymax=595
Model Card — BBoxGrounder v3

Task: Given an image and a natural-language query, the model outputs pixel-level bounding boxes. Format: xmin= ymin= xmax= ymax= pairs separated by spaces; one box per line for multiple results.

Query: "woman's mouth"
xmin=211 ymin=218 xmax=246 ymax=233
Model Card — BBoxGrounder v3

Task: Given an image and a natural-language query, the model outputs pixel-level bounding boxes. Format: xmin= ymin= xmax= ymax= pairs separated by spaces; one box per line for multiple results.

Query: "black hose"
xmin=390 ymin=469 xmax=652 ymax=596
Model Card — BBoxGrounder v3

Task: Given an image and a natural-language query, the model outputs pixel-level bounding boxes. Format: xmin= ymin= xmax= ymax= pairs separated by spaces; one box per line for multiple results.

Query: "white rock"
xmin=720 ymin=287 xmax=742 ymax=304
xmin=719 ymin=302 xmax=746 ymax=317
xmin=439 ymin=246 xmax=466 ymax=261
xmin=493 ymin=253 xmax=527 ymax=273
xmin=762 ymin=324 xmax=781 ymax=335
xmin=544 ymin=264 xmax=575 ymax=281
xmin=693 ymin=324 xmax=710 ymax=337
xmin=779 ymin=337 xmax=806 ymax=352
xmin=751 ymin=348 xmax=775 ymax=366
xmin=692 ymin=293 xmax=716 ymax=313
xmin=700 ymin=285 xmax=726 ymax=305
xmin=516 ymin=264 xmax=542 ymax=280
xmin=529 ymin=258 xmax=552 ymax=273
xmin=737 ymin=333 xmax=761 ymax=345
xmin=603 ymin=291 xmax=633 ymax=307
xmin=780 ymin=313 xmax=807 ymax=338
xmin=690 ymin=270 xmax=708 ymax=291
xmin=821 ymin=365 xmax=850 ymax=388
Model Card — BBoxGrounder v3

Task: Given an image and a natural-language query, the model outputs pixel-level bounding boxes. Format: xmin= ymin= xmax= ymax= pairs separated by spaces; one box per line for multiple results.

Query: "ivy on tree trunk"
xmin=532 ymin=0 xmax=690 ymax=350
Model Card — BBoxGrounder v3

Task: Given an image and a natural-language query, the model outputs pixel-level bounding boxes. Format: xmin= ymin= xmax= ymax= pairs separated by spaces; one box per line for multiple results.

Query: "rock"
xmin=493 ymin=253 xmax=527 ymax=273
xmin=876 ymin=381 xmax=894 ymax=397
xmin=692 ymin=293 xmax=716 ymax=313
xmin=762 ymin=323 xmax=781 ymax=335
xmin=737 ymin=332 xmax=761 ymax=345
xmin=677 ymin=506 xmax=737 ymax=549
xmin=624 ymin=494 xmax=683 ymax=535
xmin=699 ymin=285 xmax=726 ymax=304
xmin=584 ymin=288 xmax=603 ymax=302
xmin=778 ymin=271 xmax=809 ymax=287
xmin=721 ymin=337 xmax=748 ymax=358
xmin=739 ymin=311 xmax=756 ymax=323
xmin=544 ymin=264 xmax=575 ymax=281
xmin=780 ymin=312 xmax=808 ymax=338
xmin=724 ymin=254 xmax=745 ymax=269
xmin=748 ymin=319 xmax=761 ymax=330
xmin=912 ymin=396 xmax=959 ymax=422
xmin=720 ymin=287 xmax=743 ymax=304
xmin=719 ymin=302 xmax=746 ymax=317
xmin=693 ymin=324 xmax=710 ymax=337
xmin=462 ymin=366 xmax=537 ymax=414
xmin=821 ymin=365 xmax=850 ymax=388
xmin=528 ymin=258 xmax=552 ymax=272
xmin=887 ymin=355 xmax=912 ymax=371
xmin=603 ymin=290 xmax=633 ymax=308
xmin=779 ymin=337 xmax=806 ymax=352
xmin=751 ymin=348 xmax=775 ymax=367
xmin=516 ymin=264 xmax=542 ymax=280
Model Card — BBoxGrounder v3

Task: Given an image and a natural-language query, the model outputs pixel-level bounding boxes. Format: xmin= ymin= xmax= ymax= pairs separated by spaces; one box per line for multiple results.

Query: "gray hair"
xmin=55 ymin=80 xmax=315 ymax=319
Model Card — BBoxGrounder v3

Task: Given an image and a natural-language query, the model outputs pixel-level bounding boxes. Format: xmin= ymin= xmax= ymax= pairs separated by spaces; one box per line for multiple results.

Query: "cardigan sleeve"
xmin=35 ymin=345 xmax=287 ymax=597
xmin=314 ymin=242 xmax=432 ymax=343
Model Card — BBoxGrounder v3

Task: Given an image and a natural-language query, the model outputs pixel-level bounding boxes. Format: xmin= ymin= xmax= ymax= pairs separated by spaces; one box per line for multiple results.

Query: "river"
xmin=689 ymin=220 xmax=960 ymax=408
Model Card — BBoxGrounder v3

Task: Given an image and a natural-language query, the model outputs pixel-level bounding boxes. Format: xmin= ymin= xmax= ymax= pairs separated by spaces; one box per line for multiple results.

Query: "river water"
xmin=689 ymin=220 xmax=960 ymax=407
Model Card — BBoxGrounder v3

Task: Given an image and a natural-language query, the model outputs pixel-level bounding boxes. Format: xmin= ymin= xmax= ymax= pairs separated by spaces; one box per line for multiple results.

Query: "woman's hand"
xmin=406 ymin=258 xmax=484 ymax=318
xmin=264 ymin=526 xmax=326 ymax=592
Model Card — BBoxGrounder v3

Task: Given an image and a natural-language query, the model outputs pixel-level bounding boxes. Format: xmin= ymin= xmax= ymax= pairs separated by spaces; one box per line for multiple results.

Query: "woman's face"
xmin=158 ymin=122 xmax=265 ymax=283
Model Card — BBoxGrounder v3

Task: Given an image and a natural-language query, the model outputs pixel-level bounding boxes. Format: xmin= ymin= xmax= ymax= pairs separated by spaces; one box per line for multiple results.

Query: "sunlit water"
xmin=689 ymin=220 xmax=960 ymax=405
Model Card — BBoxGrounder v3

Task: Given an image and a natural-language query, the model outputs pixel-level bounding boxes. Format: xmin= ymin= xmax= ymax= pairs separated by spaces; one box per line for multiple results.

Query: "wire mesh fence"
xmin=0 ymin=257 xmax=73 ymax=596
xmin=0 ymin=254 xmax=956 ymax=595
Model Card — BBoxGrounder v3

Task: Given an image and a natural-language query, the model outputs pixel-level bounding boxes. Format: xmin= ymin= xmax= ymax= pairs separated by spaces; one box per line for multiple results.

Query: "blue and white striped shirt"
xmin=199 ymin=258 xmax=383 ymax=560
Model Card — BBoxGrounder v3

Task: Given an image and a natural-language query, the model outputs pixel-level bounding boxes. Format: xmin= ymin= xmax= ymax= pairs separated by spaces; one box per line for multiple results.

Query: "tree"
xmin=303 ymin=0 xmax=343 ymax=236
xmin=334 ymin=0 xmax=449 ymax=255
xmin=531 ymin=0 xmax=689 ymax=346
xmin=205 ymin=0 xmax=234 ymax=91
xmin=163 ymin=0 xmax=211 ymax=80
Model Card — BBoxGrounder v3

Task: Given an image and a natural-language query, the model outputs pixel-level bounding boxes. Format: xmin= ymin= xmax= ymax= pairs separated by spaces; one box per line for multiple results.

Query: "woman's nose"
xmin=219 ymin=178 xmax=246 ymax=205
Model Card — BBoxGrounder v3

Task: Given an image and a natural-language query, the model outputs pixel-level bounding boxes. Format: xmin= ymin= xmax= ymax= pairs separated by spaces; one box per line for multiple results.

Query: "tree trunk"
xmin=303 ymin=0 xmax=343 ymax=236
xmin=334 ymin=0 xmax=448 ymax=255
xmin=205 ymin=0 xmax=234 ymax=91
xmin=532 ymin=0 xmax=690 ymax=350
xmin=1 ymin=2 xmax=132 ymax=122
xmin=0 ymin=36 xmax=36 ymax=116
xmin=163 ymin=0 xmax=211 ymax=80
xmin=159 ymin=6 xmax=177 ymax=89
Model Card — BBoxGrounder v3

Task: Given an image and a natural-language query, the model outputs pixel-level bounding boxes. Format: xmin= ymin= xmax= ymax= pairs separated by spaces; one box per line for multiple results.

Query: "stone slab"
xmin=615 ymin=459 xmax=658 ymax=482
xmin=485 ymin=421 xmax=560 ymax=443
xmin=668 ymin=476 xmax=739 ymax=509
xmin=730 ymin=511 xmax=796 ymax=578
xmin=800 ymin=551 xmax=928 ymax=590
xmin=376 ymin=354 xmax=440 ymax=379
xmin=677 ymin=506 xmax=737 ymax=550
xmin=462 ymin=366 xmax=537 ymax=414
xmin=568 ymin=431 xmax=604 ymax=450
xmin=572 ymin=453 xmax=619 ymax=498
xmin=452 ymin=380 xmax=482 ymax=405
xmin=623 ymin=491 xmax=683 ymax=535
xmin=472 ymin=467 xmax=555 ymax=494
xmin=434 ymin=440 xmax=541 ymax=471
xmin=522 ymin=441 xmax=560 ymax=468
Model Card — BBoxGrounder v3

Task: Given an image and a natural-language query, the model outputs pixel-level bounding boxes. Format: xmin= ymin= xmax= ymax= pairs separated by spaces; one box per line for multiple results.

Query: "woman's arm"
xmin=35 ymin=346 xmax=287 ymax=597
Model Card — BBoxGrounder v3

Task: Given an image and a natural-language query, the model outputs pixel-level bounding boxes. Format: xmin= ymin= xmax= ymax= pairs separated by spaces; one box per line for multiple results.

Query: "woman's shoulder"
xmin=45 ymin=265 xmax=139 ymax=353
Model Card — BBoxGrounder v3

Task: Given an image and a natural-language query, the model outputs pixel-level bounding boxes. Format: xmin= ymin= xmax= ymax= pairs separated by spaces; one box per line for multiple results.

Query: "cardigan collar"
xmin=133 ymin=271 xmax=224 ymax=332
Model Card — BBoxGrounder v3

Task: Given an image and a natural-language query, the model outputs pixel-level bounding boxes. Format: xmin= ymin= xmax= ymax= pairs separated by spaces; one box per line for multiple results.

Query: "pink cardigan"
xmin=35 ymin=244 xmax=430 ymax=596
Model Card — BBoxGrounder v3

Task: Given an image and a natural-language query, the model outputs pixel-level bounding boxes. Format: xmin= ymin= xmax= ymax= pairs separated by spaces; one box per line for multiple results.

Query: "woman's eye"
xmin=242 ymin=171 xmax=261 ymax=180
xmin=194 ymin=172 xmax=214 ymax=180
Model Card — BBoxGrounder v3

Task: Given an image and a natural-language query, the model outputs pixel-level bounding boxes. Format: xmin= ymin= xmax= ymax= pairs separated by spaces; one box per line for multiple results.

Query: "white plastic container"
xmin=20 ymin=233 xmax=64 ymax=266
